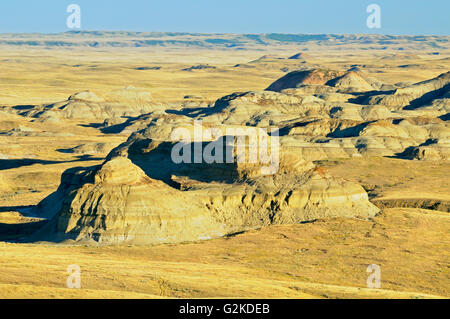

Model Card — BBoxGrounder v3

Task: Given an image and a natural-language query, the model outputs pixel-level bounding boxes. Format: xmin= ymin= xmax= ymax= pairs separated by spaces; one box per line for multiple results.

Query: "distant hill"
xmin=0 ymin=31 xmax=448 ymax=50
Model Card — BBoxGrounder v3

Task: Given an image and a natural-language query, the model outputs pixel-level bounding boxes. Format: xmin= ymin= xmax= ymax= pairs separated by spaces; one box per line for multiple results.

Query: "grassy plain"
xmin=0 ymin=44 xmax=449 ymax=298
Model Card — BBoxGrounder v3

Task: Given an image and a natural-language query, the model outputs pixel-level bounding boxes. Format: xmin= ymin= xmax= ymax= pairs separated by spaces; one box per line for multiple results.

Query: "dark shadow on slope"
xmin=127 ymin=138 xmax=239 ymax=187
xmin=4 ymin=165 xmax=99 ymax=244
xmin=0 ymin=205 xmax=34 ymax=213
xmin=403 ymin=83 xmax=450 ymax=110
xmin=419 ymin=138 xmax=439 ymax=147
xmin=327 ymin=121 xmax=374 ymax=138
xmin=100 ymin=115 xmax=146 ymax=134
xmin=390 ymin=146 xmax=418 ymax=160
xmin=166 ymin=92 xmax=248 ymax=118
xmin=78 ymin=114 xmax=157 ymax=134
xmin=0 ymin=155 xmax=103 ymax=170
xmin=78 ymin=122 xmax=104 ymax=129
xmin=11 ymin=105 xmax=35 ymax=111
xmin=0 ymin=220 xmax=48 ymax=242
xmin=224 ymin=230 xmax=247 ymax=239
xmin=275 ymin=120 xmax=320 ymax=136
xmin=392 ymin=139 xmax=439 ymax=160
xmin=439 ymin=113 xmax=450 ymax=121
xmin=0 ymin=159 xmax=63 ymax=170
xmin=165 ymin=106 xmax=210 ymax=117
xmin=347 ymin=90 xmax=396 ymax=104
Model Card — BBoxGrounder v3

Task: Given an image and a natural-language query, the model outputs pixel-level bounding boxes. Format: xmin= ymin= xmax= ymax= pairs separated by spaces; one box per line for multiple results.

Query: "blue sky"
xmin=0 ymin=0 xmax=448 ymax=35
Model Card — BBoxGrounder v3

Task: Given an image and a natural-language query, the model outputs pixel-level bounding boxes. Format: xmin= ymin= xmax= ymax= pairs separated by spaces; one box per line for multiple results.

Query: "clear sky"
xmin=0 ymin=0 xmax=448 ymax=35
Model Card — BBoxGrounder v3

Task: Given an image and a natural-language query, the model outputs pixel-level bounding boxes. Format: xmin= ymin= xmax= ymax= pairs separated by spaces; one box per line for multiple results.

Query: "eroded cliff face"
xmin=35 ymin=155 xmax=377 ymax=244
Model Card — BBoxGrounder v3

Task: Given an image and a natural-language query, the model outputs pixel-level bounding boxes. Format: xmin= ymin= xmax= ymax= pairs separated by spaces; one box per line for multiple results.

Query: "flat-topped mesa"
xmin=31 ymin=116 xmax=379 ymax=245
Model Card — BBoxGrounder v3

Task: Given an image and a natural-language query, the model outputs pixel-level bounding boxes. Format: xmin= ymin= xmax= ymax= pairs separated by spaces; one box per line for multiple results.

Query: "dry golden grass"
xmin=0 ymin=208 xmax=448 ymax=299
xmin=0 ymin=47 xmax=448 ymax=105
xmin=0 ymin=46 xmax=449 ymax=299
xmin=320 ymin=157 xmax=450 ymax=201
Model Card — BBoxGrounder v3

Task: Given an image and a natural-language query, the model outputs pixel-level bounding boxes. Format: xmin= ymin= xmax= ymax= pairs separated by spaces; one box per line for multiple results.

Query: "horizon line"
xmin=0 ymin=30 xmax=448 ymax=37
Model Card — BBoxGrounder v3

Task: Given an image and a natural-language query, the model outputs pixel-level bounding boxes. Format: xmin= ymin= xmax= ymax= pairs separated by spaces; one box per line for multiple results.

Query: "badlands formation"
xmin=0 ymin=33 xmax=449 ymax=298
xmin=22 ymin=69 xmax=448 ymax=245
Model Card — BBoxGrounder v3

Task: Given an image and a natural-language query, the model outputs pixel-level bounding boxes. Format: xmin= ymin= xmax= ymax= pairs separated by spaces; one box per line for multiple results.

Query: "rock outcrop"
xmin=266 ymin=69 xmax=382 ymax=93
xmin=326 ymin=71 xmax=374 ymax=92
xmin=401 ymin=139 xmax=450 ymax=161
xmin=14 ymin=87 xmax=156 ymax=122
xmin=33 ymin=157 xmax=226 ymax=244
xmin=364 ymin=71 xmax=450 ymax=108
xmin=33 ymin=127 xmax=379 ymax=244
xmin=62 ymin=142 xmax=120 ymax=155
xmin=266 ymin=69 xmax=344 ymax=91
